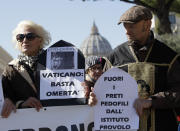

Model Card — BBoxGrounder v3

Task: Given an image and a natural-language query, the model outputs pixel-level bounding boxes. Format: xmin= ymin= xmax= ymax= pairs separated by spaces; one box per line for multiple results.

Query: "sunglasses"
xmin=16 ymin=33 xmax=40 ymax=42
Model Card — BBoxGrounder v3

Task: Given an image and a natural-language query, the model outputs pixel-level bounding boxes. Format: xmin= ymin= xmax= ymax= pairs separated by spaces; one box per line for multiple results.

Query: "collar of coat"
xmin=8 ymin=59 xmax=37 ymax=93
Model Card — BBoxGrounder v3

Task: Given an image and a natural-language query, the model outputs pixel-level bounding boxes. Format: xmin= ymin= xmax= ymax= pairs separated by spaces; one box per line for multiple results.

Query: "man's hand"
xmin=1 ymin=98 xmax=16 ymax=118
xmin=22 ymin=97 xmax=42 ymax=112
xmin=133 ymin=98 xmax=152 ymax=116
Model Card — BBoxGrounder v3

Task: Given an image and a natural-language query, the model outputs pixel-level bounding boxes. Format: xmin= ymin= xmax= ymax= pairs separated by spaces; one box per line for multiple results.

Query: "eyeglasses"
xmin=16 ymin=33 xmax=40 ymax=42
xmin=89 ymin=65 xmax=103 ymax=72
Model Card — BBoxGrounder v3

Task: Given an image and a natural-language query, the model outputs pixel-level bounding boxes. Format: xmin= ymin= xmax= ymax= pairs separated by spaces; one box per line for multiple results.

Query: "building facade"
xmin=0 ymin=46 xmax=13 ymax=75
xmin=152 ymin=12 xmax=180 ymax=34
xmin=169 ymin=12 xmax=180 ymax=34
xmin=80 ymin=22 xmax=112 ymax=57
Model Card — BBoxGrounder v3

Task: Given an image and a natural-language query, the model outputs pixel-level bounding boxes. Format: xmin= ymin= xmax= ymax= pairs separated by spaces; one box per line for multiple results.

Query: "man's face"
xmin=123 ymin=20 xmax=151 ymax=44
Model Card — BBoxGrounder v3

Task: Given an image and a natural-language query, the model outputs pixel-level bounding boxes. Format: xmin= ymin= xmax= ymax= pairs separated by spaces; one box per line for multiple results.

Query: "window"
xmin=169 ymin=14 xmax=176 ymax=24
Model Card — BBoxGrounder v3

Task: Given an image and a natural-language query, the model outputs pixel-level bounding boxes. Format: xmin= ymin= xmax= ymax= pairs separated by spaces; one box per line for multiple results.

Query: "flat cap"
xmin=118 ymin=5 xmax=152 ymax=25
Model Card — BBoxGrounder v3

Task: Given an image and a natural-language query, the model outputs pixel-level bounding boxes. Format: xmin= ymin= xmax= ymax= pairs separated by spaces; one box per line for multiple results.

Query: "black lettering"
xmin=56 ymin=82 xmax=61 ymax=86
xmin=72 ymin=91 xmax=78 ymax=95
xmin=106 ymin=109 xmax=110 ymax=113
xmin=46 ymin=91 xmax=78 ymax=96
xmin=79 ymin=123 xmax=85 ymax=131
xmin=101 ymin=117 xmax=129 ymax=122
xmin=104 ymin=77 xmax=123 ymax=81
xmin=48 ymin=73 xmax=53 ymax=78
xmin=69 ymin=81 xmax=75 ymax=86
xmin=23 ymin=129 xmax=35 ymax=131
xmin=47 ymin=92 xmax=51 ymax=96
xmin=71 ymin=123 xmax=84 ymax=131
xmin=87 ymin=122 xmax=94 ymax=131
xmin=52 ymin=91 xmax=59 ymax=96
xmin=39 ymin=128 xmax=51 ymax=131
xmin=100 ymin=125 xmax=105 ymax=130
xmin=70 ymin=72 xmax=75 ymax=77
xmin=101 ymin=118 xmax=105 ymax=122
xmin=106 ymin=94 xmax=123 ymax=98
xmin=106 ymin=109 xmax=123 ymax=114
xmin=64 ymin=72 xmax=69 ymax=77
xmin=104 ymin=77 xmax=107 ymax=81
xmin=60 ymin=73 xmax=64 ymax=77
xmin=101 ymin=101 xmax=128 ymax=106
xmin=51 ymin=81 xmax=75 ymax=87
xmin=99 ymin=125 xmax=130 ymax=130
xmin=43 ymin=72 xmax=83 ymax=78
xmin=56 ymin=126 xmax=68 ymax=131
xmin=76 ymin=72 xmax=81 ymax=76
xmin=53 ymin=73 xmax=59 ymax=77
xmin=51 ymin=82 xmax=55 ymax=87
xmin=71 ymin=124 xmax=78 ymax=131
xmin=42 ymin=73 xmax=48 ymax=78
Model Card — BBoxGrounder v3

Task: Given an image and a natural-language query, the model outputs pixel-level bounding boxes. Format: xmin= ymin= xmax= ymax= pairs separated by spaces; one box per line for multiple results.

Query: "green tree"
xmin=78 ymin=0 xmax=180 ymax=35
xmin=155 ymin=33 xmax=180 ymax=53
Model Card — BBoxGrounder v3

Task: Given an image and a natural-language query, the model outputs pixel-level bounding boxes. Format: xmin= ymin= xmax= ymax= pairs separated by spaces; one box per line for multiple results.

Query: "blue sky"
xmin=0 ymin=0 xmax=134 ymax=58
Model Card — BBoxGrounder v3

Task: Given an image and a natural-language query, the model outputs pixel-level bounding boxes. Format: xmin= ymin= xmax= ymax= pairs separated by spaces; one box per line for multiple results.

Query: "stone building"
xmin=152 ymin=12 xmax=180 ymax=34
xmin=80 ymin=22 xmax=112 ymax=57
xmin=0 ymin=46 xmax=13 ymax=75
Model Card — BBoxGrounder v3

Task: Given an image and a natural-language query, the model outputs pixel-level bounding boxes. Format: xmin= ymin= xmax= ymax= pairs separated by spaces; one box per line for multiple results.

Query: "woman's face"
xmin=17 ymin=26 xmax=42 ymax=56
xmin=88 ymin=64 xmax=103 ymax=81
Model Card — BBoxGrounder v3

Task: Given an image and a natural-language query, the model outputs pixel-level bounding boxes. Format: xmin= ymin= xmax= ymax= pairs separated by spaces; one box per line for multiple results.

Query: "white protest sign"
xmin=94 ymin=67 xmax=139 ymax=131
xmin=0 ymin=77 xmax=4 ymax=114
xmin=40 ymin=69 xmax=85 ymax=100
xmin=46 ymin=47 xmax=78 ymax=70
xmin=0 ymin=105 xmax=94 ymax=131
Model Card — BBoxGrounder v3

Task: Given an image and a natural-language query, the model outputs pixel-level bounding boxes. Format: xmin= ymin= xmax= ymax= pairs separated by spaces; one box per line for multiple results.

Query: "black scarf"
xmin=18 ymin=49 xmax=44 ymax=84
xmin=18 ymin=49 xmax=44 ymax=71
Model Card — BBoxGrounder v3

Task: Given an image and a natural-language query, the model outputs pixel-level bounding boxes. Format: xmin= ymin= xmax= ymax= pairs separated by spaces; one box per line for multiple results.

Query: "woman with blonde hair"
xmin=1 ymin=20 xmax=51 ymax=117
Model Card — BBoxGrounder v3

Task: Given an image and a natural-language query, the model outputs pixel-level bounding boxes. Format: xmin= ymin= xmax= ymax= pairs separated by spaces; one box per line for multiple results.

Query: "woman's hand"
xmin=81 ymin=80 xmax=94 ymax=98
xmin=82 ymin=81 xmax=90 ymax=98
xmin=81 ymin=81 xmax=97 ymax=106
xmin=88 ymin=87 xmax=97 ymax=106
xmin=1 ymin=98 xmax=16 ymax=118
xmin=22 ymin=97 xmax=42 ymax=111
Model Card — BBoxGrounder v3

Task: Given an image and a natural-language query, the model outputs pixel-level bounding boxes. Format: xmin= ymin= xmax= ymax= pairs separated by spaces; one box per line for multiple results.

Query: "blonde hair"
xmin=12 ymin=20 xmax=51 ymax=49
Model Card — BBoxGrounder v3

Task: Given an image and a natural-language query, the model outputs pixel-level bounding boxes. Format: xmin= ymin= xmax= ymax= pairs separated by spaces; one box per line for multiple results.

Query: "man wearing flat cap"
xmin=107 ymin=5 xmax=180 ymax=131
xmin=87 ymin=5 xmax=180 ymax=131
